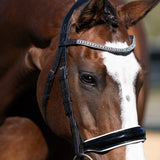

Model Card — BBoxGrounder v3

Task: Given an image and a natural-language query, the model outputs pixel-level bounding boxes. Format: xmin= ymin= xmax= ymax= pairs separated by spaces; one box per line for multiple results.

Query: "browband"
xmin=59 ymin=35 xmax=136 ymax=56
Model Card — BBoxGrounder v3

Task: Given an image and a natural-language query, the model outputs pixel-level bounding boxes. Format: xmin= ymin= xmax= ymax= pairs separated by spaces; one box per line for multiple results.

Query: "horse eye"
xmin=79 ymin=72 xmax=97 ymax=87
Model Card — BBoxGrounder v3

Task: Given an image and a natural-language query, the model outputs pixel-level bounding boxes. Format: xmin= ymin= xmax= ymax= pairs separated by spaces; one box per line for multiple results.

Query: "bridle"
xmin=42 ymin=0 xmax=146 ymax=159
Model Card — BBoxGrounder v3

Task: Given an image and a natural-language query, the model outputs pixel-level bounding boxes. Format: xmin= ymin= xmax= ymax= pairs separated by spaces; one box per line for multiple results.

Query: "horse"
xmin=0 ymin=0 xmax=159 ymax=159
xmin=0 ymin=117 xmax=48 ymax=160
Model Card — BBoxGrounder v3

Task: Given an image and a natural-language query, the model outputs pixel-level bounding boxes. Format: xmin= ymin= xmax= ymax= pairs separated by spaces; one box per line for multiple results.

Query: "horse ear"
xmin=117 ymin=0 xmax=160 ymax=27
xmin=25 ymin=47 xmax=43 ymax=70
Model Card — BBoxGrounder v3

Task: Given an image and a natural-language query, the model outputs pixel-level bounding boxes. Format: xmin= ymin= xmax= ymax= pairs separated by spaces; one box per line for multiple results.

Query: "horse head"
xmin=37 ymin=0 xmax=159 ymax=159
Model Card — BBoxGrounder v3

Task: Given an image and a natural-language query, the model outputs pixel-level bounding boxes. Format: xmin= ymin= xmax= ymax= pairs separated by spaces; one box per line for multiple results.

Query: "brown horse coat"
xmin=0 ymin=0 xmax=159 ymax=159
xmin=0 ymin=117 xmax=48 ymax=160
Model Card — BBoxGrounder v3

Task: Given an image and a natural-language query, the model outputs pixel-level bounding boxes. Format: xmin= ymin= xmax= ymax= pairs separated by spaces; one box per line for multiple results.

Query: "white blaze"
xmin=101 ymin=41 xmax=145 ymax=160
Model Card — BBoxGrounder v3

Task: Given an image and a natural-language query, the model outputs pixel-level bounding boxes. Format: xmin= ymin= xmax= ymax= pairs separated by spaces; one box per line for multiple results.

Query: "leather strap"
xmin=59 ymin=0 xmax=90 ymax=157
xmin=59 ymin=35 xmax=136 ymax=56
xmin=42 ymin=0 xmax=89 ymax=120
xmin=42 ymin=0 xmax=90 ymax=159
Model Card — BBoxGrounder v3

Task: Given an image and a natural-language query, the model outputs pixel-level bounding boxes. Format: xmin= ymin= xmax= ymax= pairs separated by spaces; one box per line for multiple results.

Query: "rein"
xmin=42 ymin=0 xmax=146 ymax=159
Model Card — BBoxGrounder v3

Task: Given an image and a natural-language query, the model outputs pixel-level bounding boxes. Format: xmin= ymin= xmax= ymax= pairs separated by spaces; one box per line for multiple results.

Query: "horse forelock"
xmin=74 ymin=0 xmax=119 ymax=32
xmin=103 ymin=0 xmax=119 ymax=27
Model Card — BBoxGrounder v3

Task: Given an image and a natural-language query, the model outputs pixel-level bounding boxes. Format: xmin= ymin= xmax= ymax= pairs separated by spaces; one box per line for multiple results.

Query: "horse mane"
xmin=76 ymin=0 xmax=119 ymax=32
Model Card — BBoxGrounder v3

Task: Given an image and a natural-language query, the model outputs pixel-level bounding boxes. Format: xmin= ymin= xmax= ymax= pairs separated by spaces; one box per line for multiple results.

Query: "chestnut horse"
xmin=0 ymin=117 xmax=48 ymax=160
xmin=0 ymin=0 xmax=159 ymax=159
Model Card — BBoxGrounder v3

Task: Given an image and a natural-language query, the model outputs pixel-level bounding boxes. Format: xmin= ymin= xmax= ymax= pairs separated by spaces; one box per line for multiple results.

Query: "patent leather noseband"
xmin=42 ymin=0 xmax=146 ymax=159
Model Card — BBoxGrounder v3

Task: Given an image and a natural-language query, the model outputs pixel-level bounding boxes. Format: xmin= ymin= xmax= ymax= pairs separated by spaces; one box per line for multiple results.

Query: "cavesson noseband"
xmin=42 ymin=0 xmax=146 ymax=159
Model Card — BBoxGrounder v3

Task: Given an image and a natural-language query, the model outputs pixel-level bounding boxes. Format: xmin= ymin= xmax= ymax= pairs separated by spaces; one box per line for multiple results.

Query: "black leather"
xmin=42 ymin=0 xmax=89 ymax=159
xmin=83 ymin=126 xmax=146 ymax=153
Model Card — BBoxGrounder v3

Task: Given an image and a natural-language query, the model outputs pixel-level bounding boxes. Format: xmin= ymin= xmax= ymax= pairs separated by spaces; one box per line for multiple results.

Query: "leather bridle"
xmin=42 ymin=0 xmax=146 ymax=159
